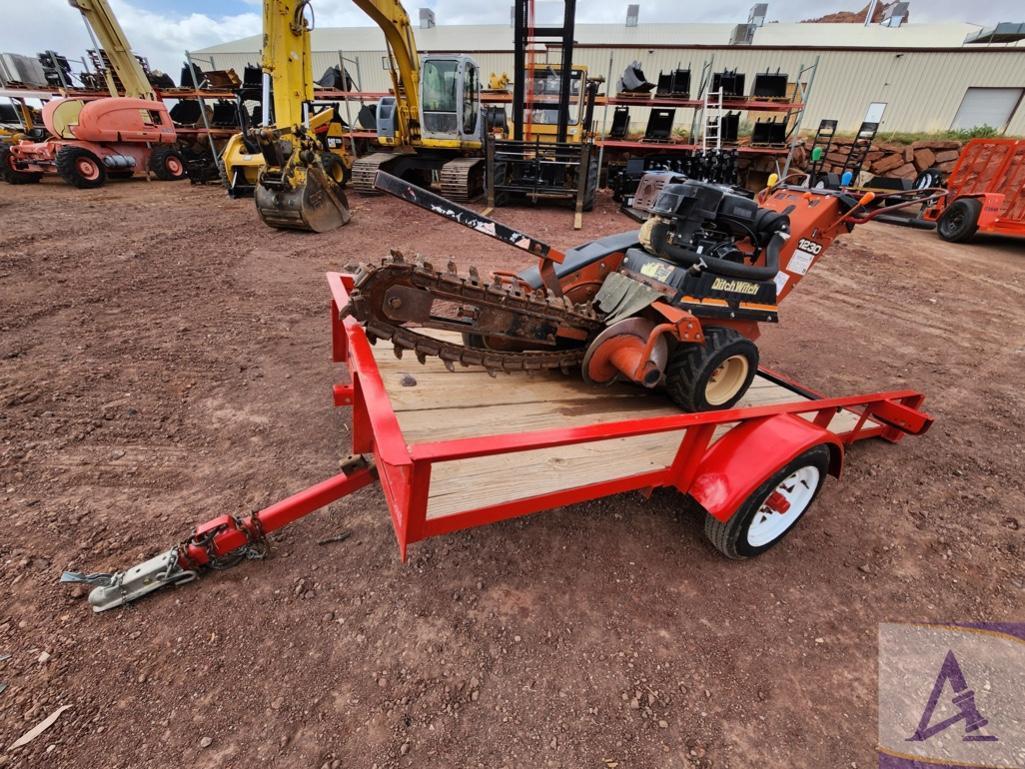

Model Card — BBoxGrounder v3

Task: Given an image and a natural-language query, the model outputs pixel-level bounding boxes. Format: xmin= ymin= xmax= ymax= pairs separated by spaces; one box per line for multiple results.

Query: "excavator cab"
xmin=419 ymin=55 xmax=481 ymax=144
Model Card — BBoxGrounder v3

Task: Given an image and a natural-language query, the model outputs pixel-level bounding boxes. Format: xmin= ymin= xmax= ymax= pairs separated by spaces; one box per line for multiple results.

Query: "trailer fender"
xmin=968 ymin=193 xmax=1005 ymax=230
xmin=686 ymin=414 xmax=843 ymax=523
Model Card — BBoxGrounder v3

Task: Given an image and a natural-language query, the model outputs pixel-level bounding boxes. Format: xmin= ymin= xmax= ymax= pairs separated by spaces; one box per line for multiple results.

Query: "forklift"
xmin=485 ymin=0 xmax=600 ymax=228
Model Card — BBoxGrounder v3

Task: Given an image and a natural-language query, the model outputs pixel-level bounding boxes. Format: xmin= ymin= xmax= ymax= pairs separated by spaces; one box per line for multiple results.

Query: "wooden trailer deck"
xmin=368 ymin=333 xmax=865 ymax=519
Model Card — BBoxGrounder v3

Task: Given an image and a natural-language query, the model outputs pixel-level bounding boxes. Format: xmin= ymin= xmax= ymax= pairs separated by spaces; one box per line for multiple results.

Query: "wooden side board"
xmin=366 ymin=334 xmax=862 ymax=519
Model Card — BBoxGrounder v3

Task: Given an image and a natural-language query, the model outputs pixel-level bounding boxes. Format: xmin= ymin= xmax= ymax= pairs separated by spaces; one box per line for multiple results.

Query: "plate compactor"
xmin=345 ymin=172 xmax=878 ymax=411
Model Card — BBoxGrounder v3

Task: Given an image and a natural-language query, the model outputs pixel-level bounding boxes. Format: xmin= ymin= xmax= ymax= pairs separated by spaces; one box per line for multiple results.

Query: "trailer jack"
xmin=61 ymin=455 xmax=377 ymax=612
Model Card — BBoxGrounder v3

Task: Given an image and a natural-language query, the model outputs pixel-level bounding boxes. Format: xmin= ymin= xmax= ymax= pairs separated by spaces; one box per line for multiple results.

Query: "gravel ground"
xmin=0 ymin=177 xmax=1022 ymax=769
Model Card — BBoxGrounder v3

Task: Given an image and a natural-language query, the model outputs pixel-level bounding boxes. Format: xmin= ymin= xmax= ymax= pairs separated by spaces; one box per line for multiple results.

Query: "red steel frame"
xmin=324 ymin=272 xmax=931 ymax=560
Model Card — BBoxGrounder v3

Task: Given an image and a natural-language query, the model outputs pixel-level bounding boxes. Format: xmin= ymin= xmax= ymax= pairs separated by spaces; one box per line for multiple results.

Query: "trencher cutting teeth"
xmin=344 ymin=255 xmax=603 ymax=375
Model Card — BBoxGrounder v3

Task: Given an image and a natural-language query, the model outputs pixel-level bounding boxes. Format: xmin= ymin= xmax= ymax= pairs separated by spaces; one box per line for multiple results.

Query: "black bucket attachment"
xmin=255 ymin=165 xmax=352 ymax=233
xmin=617 ymin=61 xmax=656 ymax=95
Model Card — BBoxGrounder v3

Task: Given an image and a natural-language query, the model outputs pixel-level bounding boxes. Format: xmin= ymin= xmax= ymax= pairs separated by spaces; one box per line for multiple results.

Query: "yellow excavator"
xmin=220 ymin=0 xmax=353 ymax=206
xmin=348 ymin=0 xmax=488 ymax=200
xmin=241 ymin=0 xmax=352 ymax=232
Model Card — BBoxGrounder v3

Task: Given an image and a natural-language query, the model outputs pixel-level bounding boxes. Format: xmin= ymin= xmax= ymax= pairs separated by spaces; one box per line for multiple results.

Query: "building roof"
xmin=195 ymin=20 xmax=1022 ymax=56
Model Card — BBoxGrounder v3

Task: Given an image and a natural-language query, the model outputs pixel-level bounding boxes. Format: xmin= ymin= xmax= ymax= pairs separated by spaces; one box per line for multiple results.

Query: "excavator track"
xmin=351 ymin=152 xmax=396 ymax=194
xmin=341 ymin=252 xmax=604 ymax=375
xmin=438 ymin=157 xmax=485 ymax=201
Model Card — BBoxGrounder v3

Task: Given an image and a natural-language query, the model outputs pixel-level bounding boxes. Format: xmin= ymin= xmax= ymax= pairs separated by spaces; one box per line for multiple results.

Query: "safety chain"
xmin=177 ymin=513 xmax=269 ymax=573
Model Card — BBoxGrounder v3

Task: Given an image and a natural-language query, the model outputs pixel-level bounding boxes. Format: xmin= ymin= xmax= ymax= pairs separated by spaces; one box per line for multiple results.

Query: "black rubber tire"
xmin=0 ymin=145 xmax=43 ymax=184
xmin=937 ymin=197 xmax=981 ymax=243
xmin=321 ymin=152 xmax=351 ymax=187
xmin=703 ymin=444 xmax=830 ymax=559
xmin=55 ymin=146 xmax=106 ymax=188
xmin=148 ymin=146 xmax=186 ymax=181
xmin=664 ymin=327 xmax=759 ymax=412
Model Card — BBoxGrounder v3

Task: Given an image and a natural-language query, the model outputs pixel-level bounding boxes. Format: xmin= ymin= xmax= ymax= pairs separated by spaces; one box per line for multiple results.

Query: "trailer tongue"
xmin=61 ymin=273 xmax=932 ymax=613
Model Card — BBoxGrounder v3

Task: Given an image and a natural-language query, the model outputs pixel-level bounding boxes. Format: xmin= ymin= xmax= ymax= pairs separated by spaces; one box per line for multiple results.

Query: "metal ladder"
xmin=842 ymin=121 xmax=881 ymax=183
xmin=702 ymin=87 xmax=724 ymax=152
xmin=807 ymin=118 xmax=838 ymax=184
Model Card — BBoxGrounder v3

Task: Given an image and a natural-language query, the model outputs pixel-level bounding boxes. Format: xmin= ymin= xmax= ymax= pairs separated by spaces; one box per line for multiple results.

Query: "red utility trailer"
xmin=925 ymin=138 xmax=1025 ymax=242
xmin=65 ymin=272 xmax=933 ymax=612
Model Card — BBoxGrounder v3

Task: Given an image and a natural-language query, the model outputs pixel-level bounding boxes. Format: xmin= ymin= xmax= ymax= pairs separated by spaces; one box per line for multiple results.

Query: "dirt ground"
xmin=0 ymin=176 xmax=1022 ymax=769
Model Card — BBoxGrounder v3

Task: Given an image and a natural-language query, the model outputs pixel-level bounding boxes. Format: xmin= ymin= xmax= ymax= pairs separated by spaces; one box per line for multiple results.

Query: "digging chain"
xmin=340 ymin=252 xmax=604 ymax=375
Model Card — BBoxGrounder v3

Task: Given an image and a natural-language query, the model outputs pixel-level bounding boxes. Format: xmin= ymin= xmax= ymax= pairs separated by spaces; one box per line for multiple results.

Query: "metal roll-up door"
xmin=951 ymin=87 xmax=1024 ymax=132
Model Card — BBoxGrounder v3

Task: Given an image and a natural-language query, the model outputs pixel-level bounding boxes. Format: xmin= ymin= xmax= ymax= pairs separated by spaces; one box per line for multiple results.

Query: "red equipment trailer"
xmin=63 ymin=272 xmax=933 ymax=612
xmin=924 ymin=138 xmax=1025 ymax=242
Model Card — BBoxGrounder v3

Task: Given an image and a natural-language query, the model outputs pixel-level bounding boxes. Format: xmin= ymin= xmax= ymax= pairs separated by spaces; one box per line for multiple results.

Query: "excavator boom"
xmin=251 ymin=0 xmax=352 ymax=232
xmin=262 ymin=0 xmax=315 ymax=130
xmin=351 ymin=0 xmax=421 ymax=146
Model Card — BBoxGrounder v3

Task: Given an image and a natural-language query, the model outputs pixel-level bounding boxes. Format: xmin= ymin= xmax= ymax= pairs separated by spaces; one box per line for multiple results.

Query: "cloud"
xmin=0 ymin=0 xmax=259 ymax=81
xmin=0 ymin=0 xmax=1019 ymax=84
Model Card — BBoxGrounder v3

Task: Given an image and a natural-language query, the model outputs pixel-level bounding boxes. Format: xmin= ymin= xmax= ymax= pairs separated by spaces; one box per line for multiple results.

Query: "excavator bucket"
xmin=254 ymin=165 xmax=352 ymax=233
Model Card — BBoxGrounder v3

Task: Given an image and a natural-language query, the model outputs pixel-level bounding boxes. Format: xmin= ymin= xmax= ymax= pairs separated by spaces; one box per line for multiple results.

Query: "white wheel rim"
xmin=745 ymin=465 xmax=820 ymax=548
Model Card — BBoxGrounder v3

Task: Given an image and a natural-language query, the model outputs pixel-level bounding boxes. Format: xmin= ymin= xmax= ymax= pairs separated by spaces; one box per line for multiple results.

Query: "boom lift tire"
xmin=148 ymin=147 xmax=186 ymax=181
xmin=0 ymin=146 xmax=42 ymax=184
xmin=937 ymin=197 xmax=981 ymax=243
xmin=702 ymin=444 xmax=830 ymax=559
xmin=56 ymin=146 xmax=107 ymax=188
xmin=664 ymin=327 xmax=759 ymax=412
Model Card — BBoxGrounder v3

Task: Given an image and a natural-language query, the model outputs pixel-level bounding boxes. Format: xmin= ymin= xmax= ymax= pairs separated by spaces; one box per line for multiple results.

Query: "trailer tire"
xmin=937 ymin=197 xmax=981 ymax=243
xmin=664 ymin=327 xmax=758 ymax=412
xmin=703 ymin=444 xmax=830 ymax=559
xmin=149 ymin=147 xmax=186 ymax=181
xmin=55 ymin=146 xmax=106 ymax=188
xmin=0 ymin=146 xmax=43 ymax=184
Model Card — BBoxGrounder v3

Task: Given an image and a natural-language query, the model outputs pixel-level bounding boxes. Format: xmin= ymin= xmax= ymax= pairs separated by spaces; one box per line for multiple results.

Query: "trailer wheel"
xmin=0 ymin=146 xmax=42 ymax=184
xmin=664 ymin=327 xmax=758 ymax=412
xmin=149 ymin=147 xmax=186 ymax=181
xmin=56 ymin=147 xmax=106 ymax=188
xmin=703 ymin=444 xmax=830 ymax=559
xmin=937 ymin=198 xmax=981 ymax=243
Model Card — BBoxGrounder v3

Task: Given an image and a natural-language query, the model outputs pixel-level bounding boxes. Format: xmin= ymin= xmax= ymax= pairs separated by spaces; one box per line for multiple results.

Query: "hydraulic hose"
xmin=648 ymin=221 xmax=785 ymax=281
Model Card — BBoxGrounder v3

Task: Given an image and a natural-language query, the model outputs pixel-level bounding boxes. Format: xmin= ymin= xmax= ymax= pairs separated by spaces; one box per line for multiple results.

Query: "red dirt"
xmin=0 ymin=178 xmax=1022 ymax=769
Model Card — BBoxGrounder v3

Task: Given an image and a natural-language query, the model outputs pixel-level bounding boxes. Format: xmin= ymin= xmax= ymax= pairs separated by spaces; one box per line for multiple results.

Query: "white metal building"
xmin=193 ymin=13 xmax=1025 ymax=136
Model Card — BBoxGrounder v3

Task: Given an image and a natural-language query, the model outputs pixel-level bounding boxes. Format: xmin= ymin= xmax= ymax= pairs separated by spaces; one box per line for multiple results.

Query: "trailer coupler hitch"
xmin=61 ymin=550 xmax=198 ymax=612
xmin=59 ymin=454 xmax=377 ymax=613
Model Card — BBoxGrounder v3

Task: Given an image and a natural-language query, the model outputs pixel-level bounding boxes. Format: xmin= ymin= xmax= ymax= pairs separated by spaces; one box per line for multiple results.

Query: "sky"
xmin=1 ymin=0 xmax=1020 ymax=81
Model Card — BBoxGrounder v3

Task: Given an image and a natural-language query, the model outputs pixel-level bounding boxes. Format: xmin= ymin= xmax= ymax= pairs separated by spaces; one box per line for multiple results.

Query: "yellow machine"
xmin=221 ymin=105 xmax=350 ymax=198
xmin=245 ymin=0 xmax=352 ymax=232
xmin=349 ymin=0 xmax=487 ymax=200
xmin=518 ymin=65 xmax=595 ymax=145
xmin=486 ymin=72 xmax=510 ymax=91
